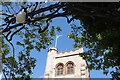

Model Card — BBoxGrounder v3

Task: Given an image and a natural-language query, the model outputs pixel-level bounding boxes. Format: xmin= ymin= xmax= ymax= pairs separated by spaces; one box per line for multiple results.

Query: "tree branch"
xmin=0 ymin=23 xmax=7 ymax=27
xmin=8 ymin=25 xmax=25 ymax=41
xmin=65 ymin=15 xmax=76 ymax=23
xmin=0 ymin=12 xmax=14 ymax=17
xmin=2 ymin=68 xmax=7 ymax=80
xmin=2 ymin=23 xmax=10 ymax=32
xmin=32 ymin=12 xmax=69 ymax=22
xmin=38 ymin=12 xmax=70 ymax=33
xmin=4 ymin=3 xmax=11 ymax=14
xmin=51 ymin=3 xmax=65 ymax=15
xmin=29 ymin=2 xmax=63 ymax=17
xmin=38 ymin=20 xmax=49 ymax=33
xmin=10 ymin=5 xmax=16 ymax=14
xmin=3 ymin=33 xmax=15 ymax=58
xmin=1 ymin=3 xmax=68 ymax=37
xmin=24 ymin=27 xmax=31 ymax=35
xmin=2 ymin=33 xmax=16 ymax=79
xmin=3 ymin=23 xmax=23 ymax=32
xmin=2 ymin=12 xmax=69 ymax=33
xmin=32 ymin=2 xmax=38 ymax=12
xmin=1 ymin=3 xmax=67 ymax=34
xmin=6 ymin=31 xmax=11 ymax=38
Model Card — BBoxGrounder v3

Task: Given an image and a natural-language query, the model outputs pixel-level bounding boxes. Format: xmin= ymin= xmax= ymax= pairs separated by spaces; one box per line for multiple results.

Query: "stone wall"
xmin=44 ymin=47 xmax=90 ymax=78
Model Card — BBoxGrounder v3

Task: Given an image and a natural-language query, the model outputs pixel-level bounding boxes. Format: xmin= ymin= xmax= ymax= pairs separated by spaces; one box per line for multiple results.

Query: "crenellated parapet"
xmin=44 ymin=47 xmax=90 ymax=78
xmin=56 ymin=47 xmax=84 ymax=58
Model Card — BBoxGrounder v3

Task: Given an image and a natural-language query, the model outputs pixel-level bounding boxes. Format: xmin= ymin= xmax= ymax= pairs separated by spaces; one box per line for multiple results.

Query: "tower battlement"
xmin=56 ymin=47 xmax=84 ymax=58
xmin=44 ymin=47 xmax=90 ymax=78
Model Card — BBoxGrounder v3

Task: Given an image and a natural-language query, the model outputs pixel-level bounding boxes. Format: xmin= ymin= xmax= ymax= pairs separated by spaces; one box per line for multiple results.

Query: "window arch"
xmin=55 ymin=63 xmax=64 ymax=76
xmin=65 ymin=61 xmax=74 ymax=74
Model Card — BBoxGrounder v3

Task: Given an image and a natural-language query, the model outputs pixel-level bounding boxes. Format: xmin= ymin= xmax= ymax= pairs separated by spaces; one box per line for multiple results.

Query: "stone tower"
xmin=44 ymin=47 xmax=90 ymax=78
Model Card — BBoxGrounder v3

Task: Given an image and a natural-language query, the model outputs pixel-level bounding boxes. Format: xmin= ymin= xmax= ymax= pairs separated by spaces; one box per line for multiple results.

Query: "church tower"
xmin=44 ymin=47 xmax=90 ymax=78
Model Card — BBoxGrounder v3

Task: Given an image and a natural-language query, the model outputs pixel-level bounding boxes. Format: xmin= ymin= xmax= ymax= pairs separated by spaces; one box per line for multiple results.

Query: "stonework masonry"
xmin=44 ymin=47 xmax=90 ymax=78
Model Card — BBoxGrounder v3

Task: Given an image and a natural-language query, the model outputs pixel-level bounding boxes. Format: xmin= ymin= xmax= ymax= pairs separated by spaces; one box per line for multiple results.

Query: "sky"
xmin=0 ymin=1 xmax=113 ymax=79
xmin=29 ymin=17 xmax=112 ymax=78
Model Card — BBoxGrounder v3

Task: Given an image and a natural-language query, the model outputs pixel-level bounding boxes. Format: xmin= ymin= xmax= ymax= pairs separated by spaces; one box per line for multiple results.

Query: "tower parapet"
xmin=44 ymin=47 xmax=90 ymax=78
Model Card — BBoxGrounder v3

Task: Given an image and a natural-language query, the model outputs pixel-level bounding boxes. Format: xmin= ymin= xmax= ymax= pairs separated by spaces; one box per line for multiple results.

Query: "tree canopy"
xmin=65 ymin=3 xmax=120 ymax=79
xmin=0 ymin=2 xmax=120 ymax=79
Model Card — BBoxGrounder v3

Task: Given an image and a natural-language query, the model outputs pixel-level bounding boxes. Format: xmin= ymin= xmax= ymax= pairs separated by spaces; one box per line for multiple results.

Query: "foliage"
xmin=1 ymin=2 xmax=120 ymax=79
xmin=65 ymin=3 xmax=120 ymax=79
xmin=0 ymin=2 xmax=62 ymax=79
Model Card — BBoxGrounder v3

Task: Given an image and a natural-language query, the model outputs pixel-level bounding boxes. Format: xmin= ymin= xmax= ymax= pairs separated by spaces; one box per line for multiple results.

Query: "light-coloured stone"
xmin=44 ymin=47 xmax=90 ymax=78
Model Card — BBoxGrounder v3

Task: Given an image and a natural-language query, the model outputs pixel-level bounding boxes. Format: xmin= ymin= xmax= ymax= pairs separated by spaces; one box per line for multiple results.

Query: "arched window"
xmin=66 ymin=62 xmax=74 ymax=74
xmin=56 ymin=63 xmax=64 ymax=76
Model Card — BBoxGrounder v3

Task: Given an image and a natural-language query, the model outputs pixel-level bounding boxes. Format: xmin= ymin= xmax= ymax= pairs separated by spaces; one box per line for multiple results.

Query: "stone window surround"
xmin=65 ymin=61 xmax=75 ymax=75
xmin=55 ymin=61 xmax=75 ymax=76
xmin=55 ymin=63 xmax=65 ymax=76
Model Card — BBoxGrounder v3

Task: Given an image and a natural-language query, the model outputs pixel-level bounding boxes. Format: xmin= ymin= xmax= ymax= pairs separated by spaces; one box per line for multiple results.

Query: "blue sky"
xmin=1 ymin=2 xmax=113 ymax=79
xmin=29 ymin=17 xmax=112 ymax=78
xmin=11 ymin=17 xmax=112 ymax=78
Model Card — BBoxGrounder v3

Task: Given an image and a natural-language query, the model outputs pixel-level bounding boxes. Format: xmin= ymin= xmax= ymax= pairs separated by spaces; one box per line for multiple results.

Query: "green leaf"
xmin=56 ymin=26 xmax=62 ymax=32
xmin=35 ymin=46 xmax=40 ymax=51
xmin=16 ymin=41 xmax=24 ymax=47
